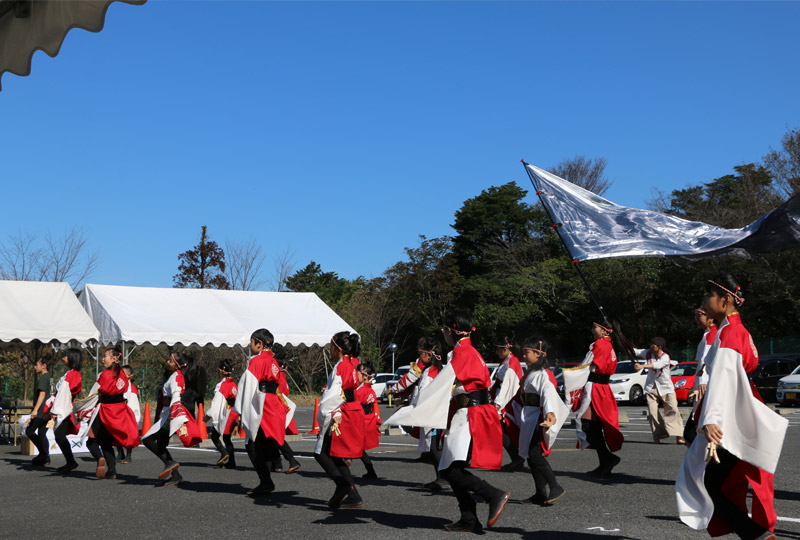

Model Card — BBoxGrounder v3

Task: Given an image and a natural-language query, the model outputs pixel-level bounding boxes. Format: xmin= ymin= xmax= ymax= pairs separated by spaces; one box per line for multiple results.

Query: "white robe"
xmin=233 ymin=370 xmax=265 ymax=445
xmin=517 ymin=369 xmax=570 ymax=460
xmin=50 ymin=373 xmax=76 ymax=429
xmin=125 ymin=381 xmax=141 ymax=426
xmin=491 ymin=355 xmax=521 ymax=412
xmin=313 ymin=359 xmax=345 ymax=454
xmin=143 ymin=371 xmax=188 ymax=439
xmin=676 ymin=317 xmax=788 ymax=531
xmin=207 ymin=380 xmax=230 ymax=434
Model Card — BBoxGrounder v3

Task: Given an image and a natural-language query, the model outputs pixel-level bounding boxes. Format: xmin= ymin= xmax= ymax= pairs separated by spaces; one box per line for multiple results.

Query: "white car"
xmin=370 ymin=373 xmax=395 ymax=400
xmin=777 ymin=364 xmax=800 ymax=406
xmin=609 ymin=361 xmax=649 ymax=405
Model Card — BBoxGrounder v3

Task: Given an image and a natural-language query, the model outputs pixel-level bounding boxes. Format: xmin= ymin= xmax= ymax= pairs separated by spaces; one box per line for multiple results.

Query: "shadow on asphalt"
xmin=775 ymin=489 xmax=800 ymax=502
xmin=509 ymin=532 xmax=635 ymax=539
xmin=557 ymin=470 xmax=676 ymax=486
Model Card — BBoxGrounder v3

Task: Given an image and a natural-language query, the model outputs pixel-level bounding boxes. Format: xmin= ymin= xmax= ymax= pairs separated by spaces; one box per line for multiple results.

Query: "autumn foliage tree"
xmin=173 ymin=226 xmax=230 ymax=289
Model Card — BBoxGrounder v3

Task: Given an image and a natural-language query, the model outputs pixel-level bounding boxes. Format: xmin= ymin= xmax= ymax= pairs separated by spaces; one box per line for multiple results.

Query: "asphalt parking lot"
xmin=2 ymin=405 xmax=798 ymax=540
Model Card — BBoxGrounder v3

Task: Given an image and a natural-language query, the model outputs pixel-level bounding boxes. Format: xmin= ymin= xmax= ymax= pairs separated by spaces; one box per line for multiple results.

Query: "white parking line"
xmin=777 ymin=516 xmax=800 ymax=523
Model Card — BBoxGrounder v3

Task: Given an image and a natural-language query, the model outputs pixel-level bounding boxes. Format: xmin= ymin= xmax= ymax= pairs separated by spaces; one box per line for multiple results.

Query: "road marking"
xmin=777 ymin=516 xmax=800 ymax=523
xmin=586 ymin=526 xmax=620 ymax=532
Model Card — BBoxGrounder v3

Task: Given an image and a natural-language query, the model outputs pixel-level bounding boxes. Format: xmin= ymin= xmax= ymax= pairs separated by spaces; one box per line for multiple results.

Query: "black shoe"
xmin=339 ymin=493 xmax=364 ymax=509
xmin=500 ymin=459 xmax=524 ymax=472
xmin=599 ymin=455 xmax=621 ymax=476
xmin=246 ymin=483 xmax=274 ymax=497
xmin=362 ymin=471 xmax=378 ymax=480
xmin=223 ymin=461 xmax=237 ymax=470
xmin=444 ymin=519 xmax=483 ymax=533
xmin=520 ymin=493 xmax=547 ymax=505
xmin=327 ymin=484 xmax=353 ymax=509
xmin=31 ymin=455 xmax=50 ymax=466
xmin=158 ymin=461 xmax=179 ymax=480
xmin=487 ymin=491 xmax=510 ymax=527
xmin=423 ymin=481 xmax=451 ymax=491
xmin=546 ymin=485 xmax=566 ymax=504
xmin=158 ymin=472 xmax=182 ymax=487
xmin=414 ymin=452 xmax=433 ymax=463
xmin=57 ymin=462 xmax=79 ymax=474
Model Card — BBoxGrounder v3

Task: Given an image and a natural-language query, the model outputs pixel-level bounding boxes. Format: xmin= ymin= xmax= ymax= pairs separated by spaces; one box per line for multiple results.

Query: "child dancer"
xmin=270 ymin=343 xmax=301 ymax=474
xmin=386 ymin=308 xmax=509 ymax=533
xmin=314 ymin=331 xmax=365 ymax=509
xmin=677 ymin=275 xmax=787 ymax=540
xmin=26 ymin=356 xmax=52 ymax=466
xmin=566 ymin=317 xmax=633 ymax=476
xmin=116 ymin=365 xmax=140 ymax=464
xmin=142 ymin=352 xmax=202 ymax=486
xmin=86 ymin=347 xmax=140 ymax=479
xmin=233 ymin=329 xmax=287 ymax=497
xmin=355 ymin=361 xmax=381 ymax=480
xmin=414 ymin=336 xmax=447 ymax=490
xmin=206 ymin=359 xmax=239 ymax=468
xmin=491 ymin=336 xmax=524 ymax=471
xmin=517 ymin=338 xmax=568 ymax=505
xmin=50 ymin=348 xmax=83 ymax=473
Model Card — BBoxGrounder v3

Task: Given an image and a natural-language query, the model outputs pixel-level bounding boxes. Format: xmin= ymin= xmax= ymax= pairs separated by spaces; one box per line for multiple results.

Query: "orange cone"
xmin=198 ymin=402 xmax=208 ymax=440
xmin=307 ymin=398 xmax=320 ymax=434
xmin=140 ymin=403 xmax=152 ymax=436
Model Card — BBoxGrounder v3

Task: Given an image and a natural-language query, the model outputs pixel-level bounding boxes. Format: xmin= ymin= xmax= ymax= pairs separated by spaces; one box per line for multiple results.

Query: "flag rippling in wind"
xmin=524 ymin=163 xmax=800 ymax=262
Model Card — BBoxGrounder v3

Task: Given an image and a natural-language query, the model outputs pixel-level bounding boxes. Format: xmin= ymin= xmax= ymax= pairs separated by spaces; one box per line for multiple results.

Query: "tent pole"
xmin=522 ymin=160 xmax=608 ymax=320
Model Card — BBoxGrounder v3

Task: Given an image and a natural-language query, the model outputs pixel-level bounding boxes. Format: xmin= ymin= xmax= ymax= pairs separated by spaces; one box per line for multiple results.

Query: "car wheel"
xmin=629 ymin=385 xmax=644 ymax=405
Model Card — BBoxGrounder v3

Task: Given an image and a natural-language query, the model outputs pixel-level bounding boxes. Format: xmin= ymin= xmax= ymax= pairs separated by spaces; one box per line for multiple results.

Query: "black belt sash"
xmin=456 ymin=388 xmax=490 ymax=409
xmin=99 ymin=394 xmax=126 ymax=404
xmin=258 ymin=381 xmax=278 ymax=394
xmin=361 ymin=403 xmax=372 ymax=415
xmin=343 ymin=389 xmax=356 ymax=403
xmin=588 ymin=372 xmax=610 ymax=385
xmin=524 ymin=393 xmax=541 ymax=407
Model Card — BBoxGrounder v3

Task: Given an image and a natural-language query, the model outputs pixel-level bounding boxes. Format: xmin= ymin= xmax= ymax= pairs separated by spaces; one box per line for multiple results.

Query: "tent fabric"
xmin=80 ymin=284 xmax=355 ymax=347
xmin=0 ymin=280 xmax=99 ymax=343
xmin=0 ymin=0 xmax=146 ymax=91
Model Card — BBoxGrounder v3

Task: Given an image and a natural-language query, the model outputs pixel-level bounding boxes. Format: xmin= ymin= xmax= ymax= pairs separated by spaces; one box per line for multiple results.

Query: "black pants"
xmin=26 ymin=417 xmax=49 ymax=458
xmin=315 ymin=432 xmax=358 ymax=497
xmin=143 ymin=423 xmax=175 ymax=467
xmin=441 ymin=459 xmax=503 ymax=524
xmin=704 ymin=447 xmax=770 ymax=540
xmin=273 ymin=440 xmax=300 ymax=470
xmin=54 ymin=419 xmax=77 ymax=465
xmin=246 ymin=428 xmax=279 ymax=490
xmin=360 ymin=451 xmax=375 ymax=475
xmin=429 ymin=429 xmax=448 ymax=484
xmin=210 ymin=427 xmax=237 ymax=465
xmin=86 ymin=416 xmax=117 ymax=475
xmin=502 ymin=422 xmax=521 ymax=463
xmin=527 ymin=428 xmax=559 ymax=495
xmin=116 ymin=446 xmax=133 ymax=461
xmin=583 ymin=416 xmax=615 ymax=466
xmin=683 ymin=415 xmax=698 ymax=445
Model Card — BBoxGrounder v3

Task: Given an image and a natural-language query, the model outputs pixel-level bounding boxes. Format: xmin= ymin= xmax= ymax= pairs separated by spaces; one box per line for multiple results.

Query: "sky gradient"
xmin=2 ymin=1 xmax=798 ymax=289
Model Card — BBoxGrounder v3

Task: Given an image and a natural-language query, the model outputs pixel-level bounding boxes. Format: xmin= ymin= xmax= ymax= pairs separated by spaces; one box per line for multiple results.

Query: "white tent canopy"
xmin=0 ymin=280 xmax=99 ymax=343
xmin=80 ymin=284 xmax=355 ymax=347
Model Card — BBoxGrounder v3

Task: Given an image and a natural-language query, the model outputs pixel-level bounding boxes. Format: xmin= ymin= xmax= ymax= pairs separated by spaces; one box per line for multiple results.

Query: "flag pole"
xmin=522 ymin=160 xmax=609 ymax=320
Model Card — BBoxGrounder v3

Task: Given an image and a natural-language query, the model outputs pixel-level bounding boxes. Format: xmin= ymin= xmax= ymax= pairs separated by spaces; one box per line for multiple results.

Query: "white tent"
xmin=80 ymin=283 xmax=355 ymax=347
xmin=0 ymin=280 xmax=99 ymax=343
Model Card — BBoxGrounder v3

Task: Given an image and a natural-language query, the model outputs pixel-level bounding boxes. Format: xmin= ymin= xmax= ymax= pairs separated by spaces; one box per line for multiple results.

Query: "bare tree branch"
xmin=224 ymin=238 xmax=266 ymax=291
xmin=271 ymin=247 xmax=296 ymax=292
xmin=550 ymin=155 xmax=613 ymax=196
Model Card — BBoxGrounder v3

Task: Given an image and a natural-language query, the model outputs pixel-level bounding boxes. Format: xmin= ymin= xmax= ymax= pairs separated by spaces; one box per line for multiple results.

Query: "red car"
xmin=671 ymin=362 xmax=698 ymax=405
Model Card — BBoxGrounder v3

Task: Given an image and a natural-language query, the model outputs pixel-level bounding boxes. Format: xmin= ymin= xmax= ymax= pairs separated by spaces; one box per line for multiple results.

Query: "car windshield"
xmin=791 ymin=365 xmax=800 ymax=376
xmin=551 ymin=366 xmax=563 ymax=377
xmin=375 ymin=375 xmax=393 ymax=383
xmin=671 ymin=364 xmax=697 ymax=376
xmin=615 ymin=362 xmax=637 ymax=374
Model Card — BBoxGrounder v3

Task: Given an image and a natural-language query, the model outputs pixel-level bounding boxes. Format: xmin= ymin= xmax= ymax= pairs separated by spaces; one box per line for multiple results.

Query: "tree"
xmin=452 ymin=182 xmax=538 ymax=278
xmin=284 ymin=261 xmax=356 ymax=311
xmin=549 ymin=155 xmax=613 ymax=196
xmin=225 ymin=238 xmax=266 ymax=291
xmin=763 ymin=127 xmax=800 ymax=198
xmin=0 ymin=227 xmax=97 ymax=291
xmin=173 ymin=226 xmax=230 ymax=289
xmin=271 ymin=247 xmax=296 ymax=292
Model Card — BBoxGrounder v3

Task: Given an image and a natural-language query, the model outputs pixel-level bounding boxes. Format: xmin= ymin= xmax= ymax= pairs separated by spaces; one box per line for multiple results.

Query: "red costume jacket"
xmin=97 ymin=369 xmax=140 ymax=449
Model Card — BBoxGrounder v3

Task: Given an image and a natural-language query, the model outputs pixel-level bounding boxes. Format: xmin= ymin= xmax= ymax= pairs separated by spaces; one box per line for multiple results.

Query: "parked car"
xmin=748 ymin=355 xmax=800 ymax=402
xmin=609 ymin=361 xmax=648 ymax=405
xmin=777 ymin=364 xmax=800 ymax=406
xmin=370 ymin=373 xmax=395 ymax=401
xmin=670 ymin=362 xmax=698 ymax=405
xmin=551 ymin=363 xmax=580 ymax=399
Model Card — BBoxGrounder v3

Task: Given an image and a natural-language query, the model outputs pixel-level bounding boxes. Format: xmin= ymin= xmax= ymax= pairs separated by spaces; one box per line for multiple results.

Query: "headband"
xmin=420 ymin=349 xmax=442 ymax=361
xmin=522 ymin=342 xmax=547 ymax=357
xmin=331 ymin=337 xmax=343 ymax=352
xmin=708 ymin=280 xmax=745 ymax=305
xmin=451 ymin=323 xmax=476 ymax=337
xmin=594 ymin=322 xmax=613 ymax=334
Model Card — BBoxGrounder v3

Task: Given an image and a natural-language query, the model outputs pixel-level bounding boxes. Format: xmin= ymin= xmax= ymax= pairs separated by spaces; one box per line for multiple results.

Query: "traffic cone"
xmin=198 ymin=402 xmax=208 ymax=440
xmin=307 ymin=398 xmax=320 ymax=434
xmin=140 ymin=403 xmax=152 ymax=436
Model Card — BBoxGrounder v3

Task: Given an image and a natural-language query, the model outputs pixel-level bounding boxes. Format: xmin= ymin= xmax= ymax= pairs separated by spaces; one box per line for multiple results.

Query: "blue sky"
xmin=1 ymin=1 xmax=798 ymax=289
